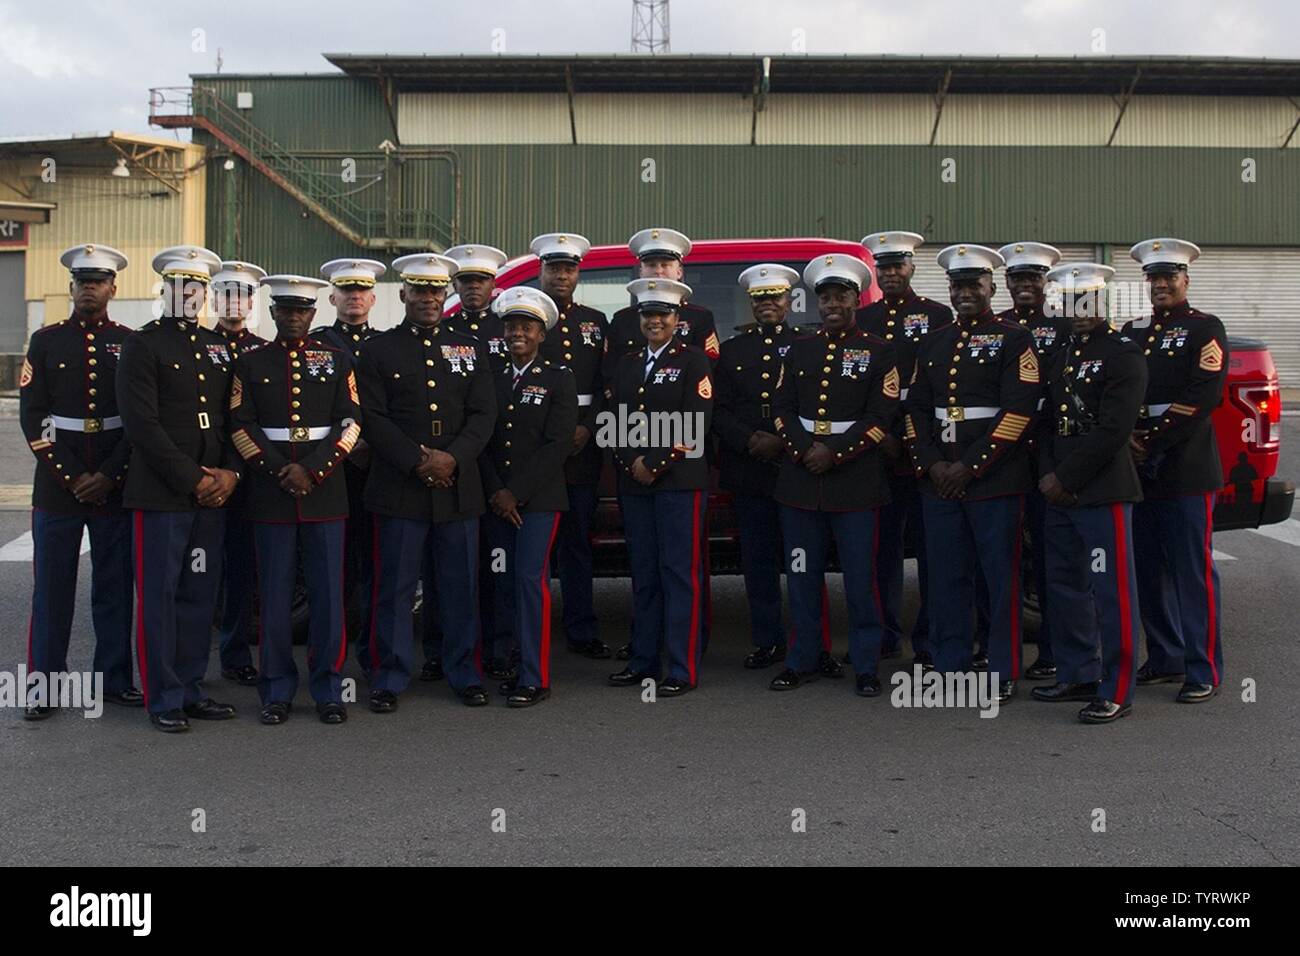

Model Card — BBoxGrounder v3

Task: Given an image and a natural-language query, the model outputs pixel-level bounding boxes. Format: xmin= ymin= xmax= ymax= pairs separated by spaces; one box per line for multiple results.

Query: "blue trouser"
xmin=781 ymin=505 xmax=883 ymax=676
xmin=623 ymin=490 xmax=708 ymax=685
xmin=485 ymin=511 xmax=562 ymax=688
xmin=253 ymin=520 xmax=346 ymax=706
xmin=370 ymin=515 xmax=481 ymax=694
xmin=1045 ymin=502 xmax=1139 ymax=704
xmin=420 ymin=527 xmax=494 ymax=665
xmin=217 ymin=505 xmax=256 ymax=670
xmin=922 ymin=494 xmax=1024 ymax=680
xmin=1133 ymin=493 xmax=1223 ymax=686
xmin=343 ymin=462 xmax=374 ymax=669
xmin=876 ymin=472 xmax=930 ymax=655
xmin=132 ymin=508 xmax=226 ymax=715
xmin=28 ymin=509 xmax=134 ymax=696
xmin=555 ymin=482 xmax=599 ymax=646
xmin=734 ymin=492 xmax=785 ymax=648
xmin=1025 ymin=489 xmax=1054 ymax=666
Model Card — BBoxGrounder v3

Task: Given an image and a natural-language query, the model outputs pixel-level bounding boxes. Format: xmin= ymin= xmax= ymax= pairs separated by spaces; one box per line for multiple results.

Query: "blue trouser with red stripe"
xmin=343 ymin=461 xmax=374 ymax=669
xmin=1025 ymin=488 xmax=1054 ymax=666
xmin=29 ymin=509 xmax=134 ymax=697
xmin=877 ymin=473 xmax=930 ymax=655
xmin=922 ymin=493 xmax=1024 ymax=679
xmin=1132 ymin=493 xmax=1223 ymax=686
xmin=556 ymin=482 xmax=600 ymax=646
xmin=1044 ymin=502 xmax=1139 ymax=704
xmin=485 ymin=511 xmax=562 ymax=688
xmin=370 ymin=515 xmax=480 ymax=694
xmin=217 ymin=502 xmax=257 ymax=670
xmin=132 ymin=508 xmax=225 ymax=716
xmin=781 ymin=505 xmax=883 ymax=676
xmin=253 ymin=520 xmax=346 ymax=706
xmin=735 ymin=492 xmax=785 ymax=649
xmin=623 ymin=489 xmax=707 ymax=685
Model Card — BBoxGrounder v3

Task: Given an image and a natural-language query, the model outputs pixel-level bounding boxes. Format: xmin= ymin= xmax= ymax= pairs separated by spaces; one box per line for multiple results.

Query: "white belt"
xmin=933 ymin=406 xmax=1000 ymax=422
xmin=1144 ymin=403 xmax=1171 ymax=416
xmin=51 ymin=414 xmax=122 ymax=432
xmin=799 ymin=416 xmax=854 ymax=435
xmin=900 ymin=388 xmax=909 ymax=400
xmin=263 ymin=426 xmax=331 ymax=442
xmin=577 ymin=393 xmax=594 ymax=407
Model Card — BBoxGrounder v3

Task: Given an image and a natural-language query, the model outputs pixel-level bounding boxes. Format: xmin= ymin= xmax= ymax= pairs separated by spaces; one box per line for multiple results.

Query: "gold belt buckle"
xmin=946 ymin=407 xmax=965 ymax=422
xmin=290 ymin=426 xmax=310 ymax=442
xmin=431 ymin=420 xmax=442 ymax=437
xmin=84 ymin=418 xmax=102 ymax=433
xmin=197 ymin=411 xmax=211 ymax=429
xmin=813 ymin=420 xmax=832 ymax=436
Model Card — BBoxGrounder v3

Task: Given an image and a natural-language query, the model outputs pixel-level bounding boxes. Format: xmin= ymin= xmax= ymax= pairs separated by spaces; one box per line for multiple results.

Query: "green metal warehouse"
xmin=146 ymin=54 xmax=1300 ymax=381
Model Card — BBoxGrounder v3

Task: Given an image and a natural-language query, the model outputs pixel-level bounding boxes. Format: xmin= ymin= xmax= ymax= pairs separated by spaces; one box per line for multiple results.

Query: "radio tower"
xmin=631 ymin=0 xmax=670 ymax=53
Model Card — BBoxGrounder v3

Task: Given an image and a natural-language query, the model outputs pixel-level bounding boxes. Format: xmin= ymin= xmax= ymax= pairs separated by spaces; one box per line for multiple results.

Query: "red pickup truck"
xmin=457 ymin=236 xmax=1295 ymax=573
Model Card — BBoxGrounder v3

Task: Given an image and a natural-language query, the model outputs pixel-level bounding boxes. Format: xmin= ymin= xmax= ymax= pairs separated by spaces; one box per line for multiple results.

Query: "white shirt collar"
xmin=645 ymin=342 xmax=670 ymax=362
xmin=511 ymin=359 xmax=534 ymax=378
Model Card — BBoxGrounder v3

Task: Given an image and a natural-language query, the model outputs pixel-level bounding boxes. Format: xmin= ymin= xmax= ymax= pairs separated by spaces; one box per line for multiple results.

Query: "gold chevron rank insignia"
xmin=1199 ymin=340 xmax=1223 ymax=372
xmin=347 ymin=370 xmax=359 ymax=405
xmin=704 ymin=332 xmax=721 ymax=358
xmin=883 ymin=366 xmax=900 ymax=398
xmin=1018 ymin=348 xmax=1039 ymax=384
xmin=19 ymin=357 xmax=33 ymax=389
xmin=230 ymin=374 xmax=243 ymax=409
xmin=697 ymin=375 xmax=712 ymax=399
xmin=992 ymin=413 xmax=1031 ymax=442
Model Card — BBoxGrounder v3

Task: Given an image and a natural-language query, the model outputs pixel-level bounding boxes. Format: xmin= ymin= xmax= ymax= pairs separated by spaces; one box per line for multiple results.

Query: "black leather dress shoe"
xmin=222 ymin=665 xmax=259 ymax=686
xmin=150 ymin=709 xmax=190 ymax=733
xmin=259 ymin=701 xmax=292 ymax=725
xmin=183 ymin=698 xmax=236 ymax=720
xmin=459 ymin=685 xmax=489 ymax=707
xmin=484 ymin=659 xmax=517 ymax=681
xmin=658 ymin=678 xmax=692 ymax=697
xmin=1025 ymin=660 xmax=1058 ymax=680
xmin=567 ymin=638 xmax=611 ymax=660
xmin=23 ymin=702 xmax=53 ymax=721
xmin=769 ymin=668 xmax=816 ymax=691
xmin=744 ymin=644 xmax=786 ymax=669
xmin=419 ymin=660 xmax=444 ymax=682
xmin=997 ymin=680 xmax=1016 ymax=702
xmin=369 ymin=690 xmax=398 ymax=713
xmin=1137 ymin=663 xmax=1184 ymax=685
xmin=971 ymin=652 xmax=990 ymax=672
xmin=104 ymin=687 xmax=145 ymax=707
xmin=912 ymin=651 xmax=935 ymax=672
xmin=317 ymin=701 xmax=347 ymax=724
xmin=616 ymin=642 xmax=632 ymax=661
xmin=1031 ymin=681 xmax=1100 ymax=702
xmin=1078 ymin=698 xmax=1132 ymax=723
xmin=497 ymin=678 xmax=518 ymax=696
xmin=508 ymin=685 xmax=550 ymax=707
xmin=818 ymin=651 xmax=845 ymax=679
xmin=607 ymin=668 xmax=654 ymax=687
xmin=1177 ymin=682 xmax=1219 ymax=703
xmin=855 ymin=675 xmax=882 ymax=698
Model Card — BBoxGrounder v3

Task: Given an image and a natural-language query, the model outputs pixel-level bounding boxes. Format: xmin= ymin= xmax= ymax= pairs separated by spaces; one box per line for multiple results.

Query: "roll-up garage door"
xmin=1107 ymin=246 xmax=1300 ymax=387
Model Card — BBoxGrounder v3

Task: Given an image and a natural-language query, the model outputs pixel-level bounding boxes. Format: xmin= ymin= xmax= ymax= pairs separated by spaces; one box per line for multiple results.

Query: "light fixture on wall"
xmin=111 ymin=157 xmax=131 ymax=178
xmin=223 ymin=157 xmax=236 ymax=171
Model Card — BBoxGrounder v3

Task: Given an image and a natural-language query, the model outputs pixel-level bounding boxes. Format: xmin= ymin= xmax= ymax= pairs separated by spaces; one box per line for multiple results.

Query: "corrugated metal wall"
xmin=192 ymin=75 xmax=392 ymax=152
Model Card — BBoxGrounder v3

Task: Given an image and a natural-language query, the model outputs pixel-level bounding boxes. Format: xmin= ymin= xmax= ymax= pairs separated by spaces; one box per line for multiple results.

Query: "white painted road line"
xmin=1212 ymin=550 xmax=1237 ymax=562
xmin=1250 ymin=519 xmax=1300 ymax=549
xmin=0 ymin=529 xmax=90 ymax=562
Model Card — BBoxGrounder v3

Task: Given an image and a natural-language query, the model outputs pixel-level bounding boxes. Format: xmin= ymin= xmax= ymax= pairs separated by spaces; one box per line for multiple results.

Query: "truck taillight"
xmin=1231 ymin=382 xmax=1281 ymax=451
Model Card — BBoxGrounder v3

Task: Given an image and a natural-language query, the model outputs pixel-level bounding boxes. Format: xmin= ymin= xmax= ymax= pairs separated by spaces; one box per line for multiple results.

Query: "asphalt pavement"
xmin=0 ymin=415 xmax=1296 ymax=866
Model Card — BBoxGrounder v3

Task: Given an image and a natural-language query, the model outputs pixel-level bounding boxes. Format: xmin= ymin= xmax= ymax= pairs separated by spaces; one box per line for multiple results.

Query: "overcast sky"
xmin=1 ymin=0 xmax=1297 ymax=137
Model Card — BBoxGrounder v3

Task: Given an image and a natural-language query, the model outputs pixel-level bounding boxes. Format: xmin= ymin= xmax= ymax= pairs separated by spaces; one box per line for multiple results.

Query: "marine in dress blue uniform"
xmin=531 ymin=232 xmax=612 ymax=661
xmin=606 ymin=277 xmax=713 ymax=695
xmin=855 ymin=232 xmax=952 ymax=668
xmin=1030 ymin=263 xmax=1146 ymax=723
xmin=210 ymin=260 xmax=268 ymax=687
xmin=770 ymin=254 xmax=898 ymax=697
xmin=438 ymin=244 xmax=511 ymax=678
xmin=313 ymin=258 xmax=386 ymax=674
xmin=605 ymin=229 xmax=720 ymax=662
xmin=356 ymin=253 xmax=496 ymax=711
xmin=1119 ymin=239 xmax=1227 ymax=704
xmin=904 ymin=244 xmax=1040 ymax=702
xmin=230 ymin=275 xmax=359 ymax=725
xmin=479 ymin=287 xmax=579 ymax=706
xmin=996 ymin=241 xmax=1068 ymax=681
xmin=20 ymin=243 xmax=140 ymax=718
xmin=117 ymin=245 xmax=242 ymax=732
